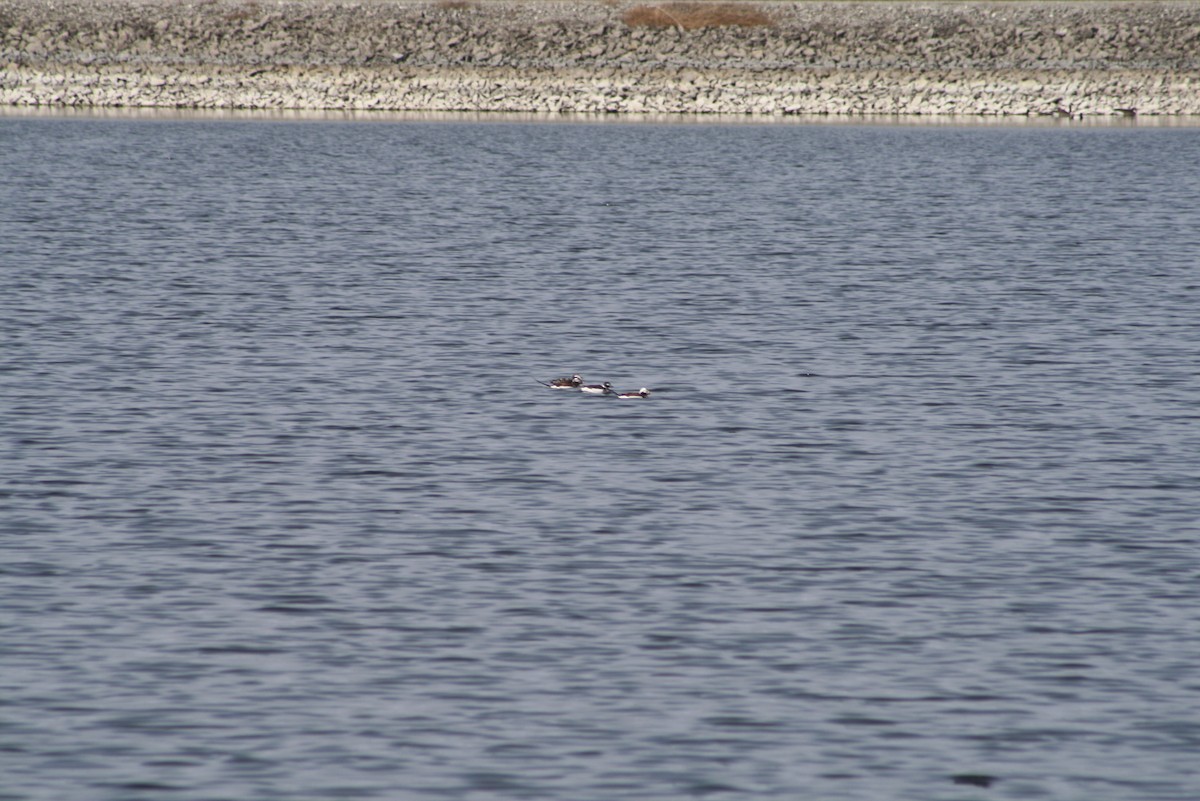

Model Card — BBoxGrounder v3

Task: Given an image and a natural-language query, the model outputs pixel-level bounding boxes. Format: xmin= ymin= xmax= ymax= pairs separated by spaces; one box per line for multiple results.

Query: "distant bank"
xmin=2 ymin=0 xmax=1198 ymax=116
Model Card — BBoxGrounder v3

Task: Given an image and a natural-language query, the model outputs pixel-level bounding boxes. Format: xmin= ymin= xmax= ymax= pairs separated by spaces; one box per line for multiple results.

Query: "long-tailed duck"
xmin=616 ymin=388 xmax=651 ymax=398
xmin=541 ymin=374 xmax=583 ymax=389
xmin=580 ymin=382 xmax=614 ymax=395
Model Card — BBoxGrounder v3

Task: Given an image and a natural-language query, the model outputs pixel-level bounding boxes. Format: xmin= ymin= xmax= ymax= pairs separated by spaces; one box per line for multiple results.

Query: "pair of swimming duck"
xmin=543 ymin=374 xmax=651 ymax=398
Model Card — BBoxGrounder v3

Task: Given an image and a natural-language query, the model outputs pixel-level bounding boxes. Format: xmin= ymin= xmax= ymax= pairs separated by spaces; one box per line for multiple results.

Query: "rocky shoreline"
xmin=2 ymin=0 xmax=1198 ymax=116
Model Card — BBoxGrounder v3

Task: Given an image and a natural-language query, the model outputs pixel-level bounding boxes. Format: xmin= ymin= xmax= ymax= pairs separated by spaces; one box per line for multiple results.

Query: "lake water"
xmin=2 ymin=110 xmax=1200 ymax=801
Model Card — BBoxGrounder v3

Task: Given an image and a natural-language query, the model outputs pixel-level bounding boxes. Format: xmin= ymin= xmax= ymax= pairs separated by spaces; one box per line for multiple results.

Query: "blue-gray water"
xmin=2 ymin=112 xmax=1200 ymax=801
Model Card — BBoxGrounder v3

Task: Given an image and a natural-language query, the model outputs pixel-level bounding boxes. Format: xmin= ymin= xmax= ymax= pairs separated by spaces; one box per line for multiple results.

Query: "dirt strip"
xmin=3 ymin=0 xmax=1198 ymax=115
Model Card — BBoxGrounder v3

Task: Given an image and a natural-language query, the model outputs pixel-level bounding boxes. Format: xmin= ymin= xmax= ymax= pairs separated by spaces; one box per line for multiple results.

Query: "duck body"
xmin=617 ymin=388 xmax=651 ymax=398
xmin=546 ymin=374 xmax=584 ymax=389
xmin=580 ymin=382 xmax=614 ymax=395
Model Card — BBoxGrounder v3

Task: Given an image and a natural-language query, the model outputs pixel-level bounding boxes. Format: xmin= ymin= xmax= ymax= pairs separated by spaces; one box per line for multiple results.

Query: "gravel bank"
xmin=2 ymin=0 xmax=1198 ymax=115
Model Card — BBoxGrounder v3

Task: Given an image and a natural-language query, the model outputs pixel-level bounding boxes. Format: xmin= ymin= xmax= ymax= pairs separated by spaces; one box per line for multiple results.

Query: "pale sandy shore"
xmin=2 ymin=0 xmax=1198 ymax=115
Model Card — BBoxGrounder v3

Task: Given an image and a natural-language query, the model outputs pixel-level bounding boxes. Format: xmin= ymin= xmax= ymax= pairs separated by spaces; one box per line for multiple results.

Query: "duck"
xmin=579 ymin=381 xmax=614 ymax=395
xmin=541 ymin=374 xmax=583 ymax=389
xmin=616 ymin=388 xmax=651 ymax=398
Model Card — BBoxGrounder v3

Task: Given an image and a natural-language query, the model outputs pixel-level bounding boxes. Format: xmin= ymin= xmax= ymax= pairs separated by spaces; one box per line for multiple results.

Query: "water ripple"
xmin=2 ymin=114 xmax=1200 ymax=801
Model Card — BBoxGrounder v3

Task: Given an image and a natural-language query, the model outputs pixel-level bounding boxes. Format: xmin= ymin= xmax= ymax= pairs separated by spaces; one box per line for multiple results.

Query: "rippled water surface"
xmin=3 ymin=112 xmax=1200 ymax=801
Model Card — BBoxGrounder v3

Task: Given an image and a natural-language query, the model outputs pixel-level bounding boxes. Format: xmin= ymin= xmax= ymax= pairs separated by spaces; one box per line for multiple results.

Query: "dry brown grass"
xmin=623 ymin=3 xmax=773 ymax=30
